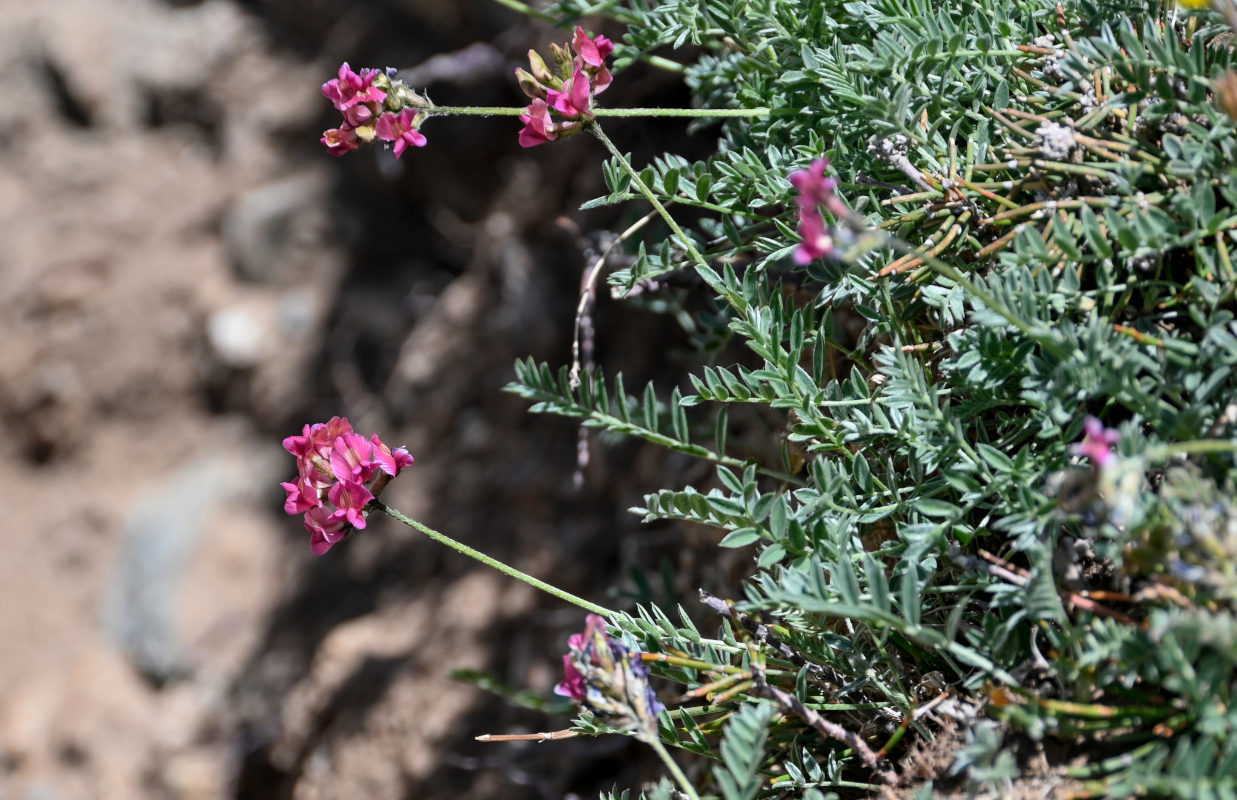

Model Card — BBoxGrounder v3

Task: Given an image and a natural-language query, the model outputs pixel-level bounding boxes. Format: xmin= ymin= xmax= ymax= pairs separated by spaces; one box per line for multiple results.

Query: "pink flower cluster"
xmin=1071 ymin=416 xmax=1120 ymax=471
xmin=281 ymin=416 xmax=414 ymax=554
xmin=515 ymin=27 xmax=614 ymax=147
xmin=788 ymin=158 xmax=850 ymax=264
xmin=320 ymin=63 xmax=427 ymax=159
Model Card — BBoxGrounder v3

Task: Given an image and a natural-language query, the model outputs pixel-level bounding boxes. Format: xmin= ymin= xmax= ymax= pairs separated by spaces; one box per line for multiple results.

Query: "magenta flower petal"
xmin=547 ymin=68 xmax=591 ymax=118
xmin=374 ymin=109 xmax=427 ymax=158
xmin=553 ymin=654 xmax=587 ymax=700
xmin=328 ymin=480 xmax=374 ymax=529
xmin=305 ymin=506 xmax=349 ymax=555
xmin=1071 ymin=416 xmax=1120 ymax=469
xmin=281 ymin=477 xmax=321 ymax=514
xmin=790 ymin=158 xmax=837 ymax=210
xmin=370 ymin=434 xmax=414 ymax=476
xmin=590 ymin=65 xmax=613 ymax=95
xmin=573 ymin=27 xmax=613 ymax=68
xmin=331 ymin=432 xmax=374 ymax=483
xmin=518 ymin=99 xmax=557 ymax=147
xmin=322 ymin=63 xmax=386 ymax=111
xmin=794 ymin=208 xmax=834 ymax=263
xmin=321 ymin=126 xmax=360 ymax=157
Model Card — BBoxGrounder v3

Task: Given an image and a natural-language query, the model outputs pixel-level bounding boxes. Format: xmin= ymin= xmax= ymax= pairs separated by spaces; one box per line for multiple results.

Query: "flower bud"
xmin=549 ymin=43 xmax=574 ymax=80
xmin=394 ymin=84 xmax=429 ymax=109
xmin=515 ymin=67 xmax=548 ymax=100
xmin=527 ymin=49 xmax=555 ymax=85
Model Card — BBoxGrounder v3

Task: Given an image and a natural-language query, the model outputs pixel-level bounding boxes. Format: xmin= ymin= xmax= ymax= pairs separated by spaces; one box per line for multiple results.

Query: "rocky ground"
xmin=0 ymin=1 xmax=709 ymax=797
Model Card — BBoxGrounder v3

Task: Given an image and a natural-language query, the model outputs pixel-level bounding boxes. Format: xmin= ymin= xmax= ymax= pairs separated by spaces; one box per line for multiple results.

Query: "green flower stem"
xmin=370 ymin=500 xmax=613 ymax=617
xmin=588 ymin=123 xmax=744 ymax=307
xmin=423 ymin=106 xmax=771 ymax=119
xmin=1148 ymin=439 xmax=1237 ymax=460
xmin=644 ymin=55 xmax=687 ymax=74
xmin=486 ymin=0 xmax=556 ymax=22
xmin=596 ymin=107 xmax=771 ymax=118
xmin=648 ymin=737 xmax=701 ymax=800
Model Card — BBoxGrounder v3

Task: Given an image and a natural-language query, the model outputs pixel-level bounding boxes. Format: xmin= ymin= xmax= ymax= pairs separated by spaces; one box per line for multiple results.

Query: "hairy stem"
xmin=370 ymin=500 xmax=613 ymax=617
xmin=423 ymin=105 xmax=772 ymax=118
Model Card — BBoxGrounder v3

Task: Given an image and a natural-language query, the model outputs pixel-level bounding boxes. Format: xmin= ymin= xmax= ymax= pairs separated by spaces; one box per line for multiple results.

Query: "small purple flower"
xmin=1071 ymin=416 xmax=1120 ymax=470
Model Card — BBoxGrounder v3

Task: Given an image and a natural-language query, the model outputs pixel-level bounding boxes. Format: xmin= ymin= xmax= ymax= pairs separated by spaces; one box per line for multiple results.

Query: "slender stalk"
xmin=648 ymin=737 xmax=702 ymax=800
xmin=422 ymin=105 xmax=772 ymax=119
xmin=370 ymin=500 xmax=614 ymax=617
xmin=487 ymin=0 xmax=557 ymax=22
xmin=1148 ymin=439 xmax=1237 ymax=459
xmin=589 ymin=123 xmax=743 ymax=309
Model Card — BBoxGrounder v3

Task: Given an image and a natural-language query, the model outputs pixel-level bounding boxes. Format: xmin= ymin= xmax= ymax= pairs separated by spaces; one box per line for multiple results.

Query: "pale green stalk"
xmin=370 ymin=500 xmax=613 ymax=617
xmin=648 ymin=737 xmax=702 ymax=800
xmin=422 ymin=106 xmax=771 ymax=118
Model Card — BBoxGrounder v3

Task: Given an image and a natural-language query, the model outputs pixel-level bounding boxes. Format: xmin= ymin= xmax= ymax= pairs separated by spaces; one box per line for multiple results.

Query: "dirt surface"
xmin=0 ymin=1 xmax=703 ymax=798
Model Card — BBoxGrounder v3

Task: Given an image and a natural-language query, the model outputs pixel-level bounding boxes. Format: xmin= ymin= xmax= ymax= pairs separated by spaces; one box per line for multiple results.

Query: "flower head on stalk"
xmin=320 ymin=65 xmax=430 ymax=158
xmin=280 ymin=416 xmax=414 ymax=554
xmin=515 ymin=27 xmax=613 ymax=148
xmin=554 ymin=614 xmax=665 ymax=741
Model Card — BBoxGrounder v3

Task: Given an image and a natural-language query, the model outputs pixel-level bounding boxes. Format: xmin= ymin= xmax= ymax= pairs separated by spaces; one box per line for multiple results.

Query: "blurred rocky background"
xmin=0 ymin=0 xmax=720 ymax=797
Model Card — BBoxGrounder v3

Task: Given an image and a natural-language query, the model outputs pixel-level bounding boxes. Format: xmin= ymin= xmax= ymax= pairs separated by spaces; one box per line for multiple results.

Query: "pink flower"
xmin=328 ymin=480 xmax=374 ymax=529
xmin=791 ymin=157 xmax=851 ymax=220
xmin=321 ymin=63 xmax=386 ymax=111
xmin=794 ymin=208 xmax=834 ymax=264
xmin=1071 ymin=416 xmax=1120 ymax=469
xmin=281 ymin=475 xmax=320 ymax=514
xmin=331 ymin=432 xmax=375 ymax=483
xmin=790 ymin=158 xmax=836 ymax=209
xmin=554 ymin=651 xmax=587 ymax=701
xmin=305 ymin=506 xmax=349 ymax=555
xmin=572 ymin=26 xmax=613 ymax=69
xmin=374 ymin=109 xmax=427 ymax=158
xmin=546 ymin=67 xmax=592 ymax=119
xmin=370 ymin=434 xmax=414 ymax=476
xmin=572 ymin=27 xmax=613 ymax=94
xmin=321 ymin=126 xmax=360 ymax=157
xmin=280 ymin=417 xmax=414 ymax=554
xmin=518 ymin=99 xmax=558 ymax=148
xmin=342 ymin=103 xmax=375 ymax=129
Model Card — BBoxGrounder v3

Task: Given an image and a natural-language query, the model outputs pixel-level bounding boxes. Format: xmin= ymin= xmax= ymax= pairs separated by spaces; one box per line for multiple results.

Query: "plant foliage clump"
xmin=504 ymin=0 xmax=1237 ymax=796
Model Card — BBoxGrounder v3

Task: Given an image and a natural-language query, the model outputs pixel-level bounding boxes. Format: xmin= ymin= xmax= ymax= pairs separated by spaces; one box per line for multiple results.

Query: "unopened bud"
xmin=549 ymin=43 xmax=574 ymax=80
xmin=528 ymin=50 xmax=554 ymax=85
xmin=370 ymin=72 xmax=394 ymax=93
xmin=515 ymin=68 xmax=548 ymax=100
xmin=394 ymin=85 xmax=429 ymax=109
